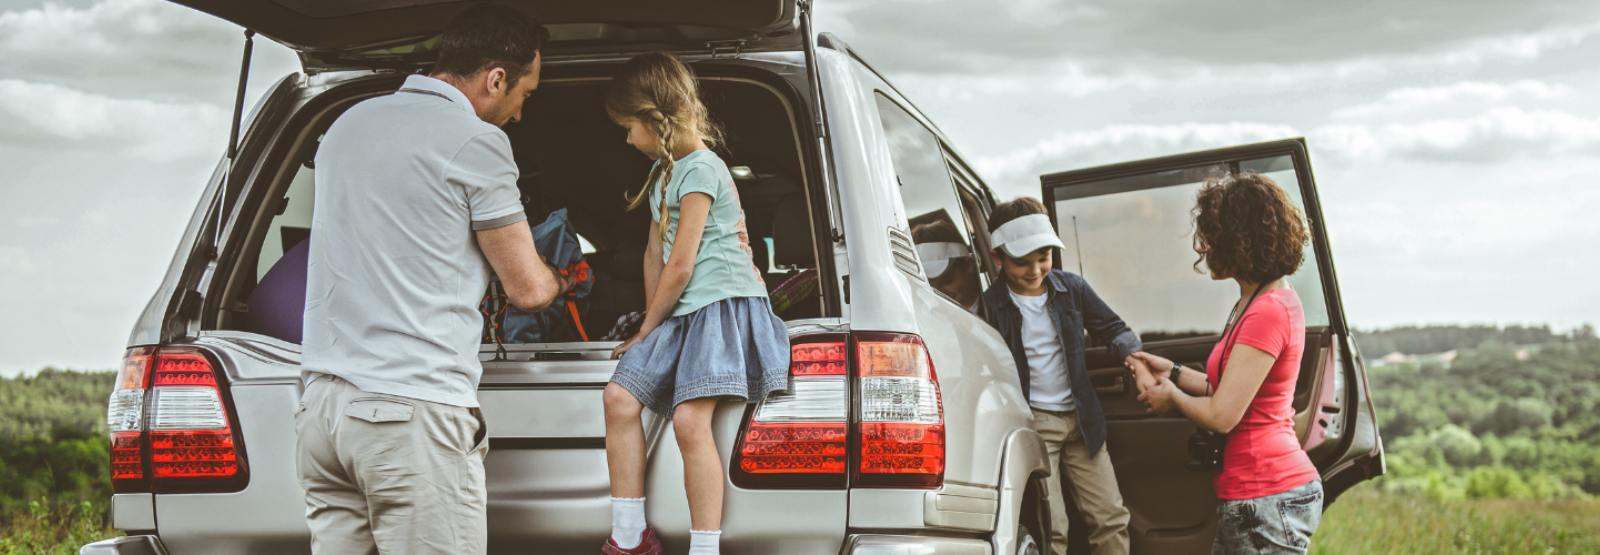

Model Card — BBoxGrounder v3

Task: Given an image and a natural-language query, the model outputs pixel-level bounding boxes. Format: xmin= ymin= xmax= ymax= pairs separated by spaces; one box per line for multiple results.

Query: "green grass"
xmin=5 ymin=485 xmax=1597 ymax=553
xmin=0 ymin=499 xmax=120 ymax=555
xmin=1314 ymin=484 xmax=1600 ymax=554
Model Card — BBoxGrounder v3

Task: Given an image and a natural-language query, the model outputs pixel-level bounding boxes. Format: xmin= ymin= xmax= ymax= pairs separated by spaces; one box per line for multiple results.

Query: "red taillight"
xmin=854 ymin=333 xmax=944 ymax=488
xmin=108 ymin=348 xmax=154 ymax=484
xmin=732 ymin=332 xmax=946 ymax=490
xmin=736 ymin=422 xmax=848 ymax=474
xmin=732 ymin=335 xmax=850 ymax=488
xmin=107 ymin=346 xmax=248 ymax=492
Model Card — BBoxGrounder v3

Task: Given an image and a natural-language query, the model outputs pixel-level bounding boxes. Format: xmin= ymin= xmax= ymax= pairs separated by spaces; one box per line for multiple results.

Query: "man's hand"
xmin=1138 ymin=378 xmax=1178 ymax=414
xmin=551 ymin=262 xmax=576 ymax=295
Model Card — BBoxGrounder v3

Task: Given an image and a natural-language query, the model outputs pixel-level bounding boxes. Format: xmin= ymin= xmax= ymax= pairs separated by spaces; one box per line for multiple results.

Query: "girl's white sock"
xmin=609 ymin=497 xmax=646 ymax=549
xmin=688 ymin=529 xmax=721 ymax=554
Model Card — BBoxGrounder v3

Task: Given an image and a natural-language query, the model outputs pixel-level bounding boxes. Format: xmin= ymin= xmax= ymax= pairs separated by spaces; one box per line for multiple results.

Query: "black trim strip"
xmin=489 ymin=437 xmax=606 ymax=450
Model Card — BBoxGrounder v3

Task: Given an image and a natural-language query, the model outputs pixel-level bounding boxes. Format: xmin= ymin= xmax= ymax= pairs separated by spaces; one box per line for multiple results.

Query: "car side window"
xmin=947 ymin=162 xmax=997 ymax=284
xmin=256 ymin=165 xmax=315 ymax=281
xmin=873 ymin=93 xmax=983 ymax=313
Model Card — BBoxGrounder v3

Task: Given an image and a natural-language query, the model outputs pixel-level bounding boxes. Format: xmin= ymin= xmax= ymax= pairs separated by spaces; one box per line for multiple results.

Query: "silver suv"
xmin=84 ymin=1 xmax=1383 ymax=553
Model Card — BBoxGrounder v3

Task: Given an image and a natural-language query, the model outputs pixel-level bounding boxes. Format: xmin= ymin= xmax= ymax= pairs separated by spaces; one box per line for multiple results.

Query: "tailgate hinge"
xmin=707 ymin=39 xmax=747 ymax=59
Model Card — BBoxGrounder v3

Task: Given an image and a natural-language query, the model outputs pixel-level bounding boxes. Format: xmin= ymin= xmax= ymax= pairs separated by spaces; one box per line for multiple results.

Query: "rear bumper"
xmin=79 ymin=536 xmax=168 ymax=555
xmin=82 ymin=532 xmax=985 ymax=554
xmin=843 ymin=533 xmax=992 ymax=554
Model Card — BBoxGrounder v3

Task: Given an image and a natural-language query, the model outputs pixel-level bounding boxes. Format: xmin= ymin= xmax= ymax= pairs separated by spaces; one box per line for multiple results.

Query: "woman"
xmin=1129 ymin=172 xmax=1323 ymax=554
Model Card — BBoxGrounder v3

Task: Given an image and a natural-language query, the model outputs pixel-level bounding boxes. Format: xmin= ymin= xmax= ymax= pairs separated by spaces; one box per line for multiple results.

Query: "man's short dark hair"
xmin=433 ymin=4 xmax=548 ymax=86
xmin=987 ymin=196 xmax=1048 ymax=232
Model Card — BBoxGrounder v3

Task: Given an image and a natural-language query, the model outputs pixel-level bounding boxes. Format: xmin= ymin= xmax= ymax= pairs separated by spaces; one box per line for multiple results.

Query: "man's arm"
xmin=477 ymin=221 xmax=561 ymax=311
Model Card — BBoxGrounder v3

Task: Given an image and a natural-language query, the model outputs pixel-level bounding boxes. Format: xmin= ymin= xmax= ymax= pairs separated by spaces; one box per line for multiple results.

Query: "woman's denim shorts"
xmin=612 ymin=296 xmax=791 ymax=417
xmin=1212 ymin=479 xmax=1323 ymax=555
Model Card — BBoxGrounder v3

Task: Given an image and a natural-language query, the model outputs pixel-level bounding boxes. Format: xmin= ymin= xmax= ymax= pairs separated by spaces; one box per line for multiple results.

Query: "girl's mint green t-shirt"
xmin=648 ymin=149 xmax=769 ymax=317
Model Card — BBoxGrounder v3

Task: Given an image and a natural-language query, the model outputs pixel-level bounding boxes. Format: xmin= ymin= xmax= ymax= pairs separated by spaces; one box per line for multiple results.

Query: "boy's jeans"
xmin=1032 ymin=408 xmax=1131 ymax=555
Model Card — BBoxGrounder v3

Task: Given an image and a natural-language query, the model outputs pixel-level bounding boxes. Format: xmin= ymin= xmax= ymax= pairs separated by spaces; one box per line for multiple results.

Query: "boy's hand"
xmin=1125 ymin=352 xmax=1159 ymax=394
xmin=1129 ymin=351 xmax=1174 ymax=376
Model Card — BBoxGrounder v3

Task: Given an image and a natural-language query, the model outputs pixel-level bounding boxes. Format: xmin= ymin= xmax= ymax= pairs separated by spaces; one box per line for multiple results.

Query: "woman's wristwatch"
xmin=1169 ymin=362 xmax=1184 ymax=384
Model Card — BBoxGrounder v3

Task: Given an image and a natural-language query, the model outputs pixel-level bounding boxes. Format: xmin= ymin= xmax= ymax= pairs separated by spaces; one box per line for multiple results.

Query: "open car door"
xmin=1039 ymin=138 xmax=1384 ymax=553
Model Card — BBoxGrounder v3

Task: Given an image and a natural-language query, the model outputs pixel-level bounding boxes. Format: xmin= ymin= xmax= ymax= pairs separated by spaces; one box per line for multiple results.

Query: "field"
xmin=1314 ymin=484 xmax=1600 ymax=554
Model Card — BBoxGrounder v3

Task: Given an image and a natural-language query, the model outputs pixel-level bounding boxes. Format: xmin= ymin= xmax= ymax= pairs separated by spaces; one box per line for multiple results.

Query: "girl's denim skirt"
xmin=612 ymin=296 xmax=791 ymax=417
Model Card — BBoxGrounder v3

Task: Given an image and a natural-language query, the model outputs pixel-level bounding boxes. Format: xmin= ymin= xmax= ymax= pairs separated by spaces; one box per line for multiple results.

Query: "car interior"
xmin=222 ymin=74 xmax=827 ymax=346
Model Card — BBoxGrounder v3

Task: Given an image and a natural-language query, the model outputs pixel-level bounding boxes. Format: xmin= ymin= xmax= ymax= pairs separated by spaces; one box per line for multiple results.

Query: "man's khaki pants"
xmin=1032 ymin=408 xmax=1131 ymax=555
xmin=295 ymin=374 xmax=489 ymax=554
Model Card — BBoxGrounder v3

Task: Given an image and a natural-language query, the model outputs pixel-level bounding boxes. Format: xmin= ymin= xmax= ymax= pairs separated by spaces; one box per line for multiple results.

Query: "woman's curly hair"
xmin=1192 ymin=172 xmax=1309 ymax=283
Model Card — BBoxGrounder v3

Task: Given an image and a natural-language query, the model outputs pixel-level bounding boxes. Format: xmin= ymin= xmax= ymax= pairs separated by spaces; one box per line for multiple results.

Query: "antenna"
xmin=1072 ymin=215 xmax=1085 ymax=277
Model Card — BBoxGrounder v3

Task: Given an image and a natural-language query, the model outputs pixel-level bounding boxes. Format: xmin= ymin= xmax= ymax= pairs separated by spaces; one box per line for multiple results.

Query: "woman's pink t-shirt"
xmin=1205 ymin=287 xmax=1319 ymax=500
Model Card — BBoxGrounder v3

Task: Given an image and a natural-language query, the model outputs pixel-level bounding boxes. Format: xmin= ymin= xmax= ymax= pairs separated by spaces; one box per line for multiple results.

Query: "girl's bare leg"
xmin=672 ymin=397 xmax=724 ymax=531
xmin=603 ymin=382 xmax=647 ymax=497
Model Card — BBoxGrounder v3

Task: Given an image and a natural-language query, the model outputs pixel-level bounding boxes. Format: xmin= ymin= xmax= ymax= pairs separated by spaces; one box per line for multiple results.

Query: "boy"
xmin=980 ymin=197 xmax=1145 ymax=555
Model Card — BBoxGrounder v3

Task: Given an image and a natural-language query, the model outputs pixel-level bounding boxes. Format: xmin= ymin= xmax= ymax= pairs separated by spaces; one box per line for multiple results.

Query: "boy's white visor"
xmin=990 ymin=214 xmax=1065 ymax=258
xmin=915 ymin=242 xmax=969 ymax=278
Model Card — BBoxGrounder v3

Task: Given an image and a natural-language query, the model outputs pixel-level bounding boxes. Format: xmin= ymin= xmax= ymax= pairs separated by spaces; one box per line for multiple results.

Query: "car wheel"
xmin=1014 ymin=524 xmax=1042 ymax=555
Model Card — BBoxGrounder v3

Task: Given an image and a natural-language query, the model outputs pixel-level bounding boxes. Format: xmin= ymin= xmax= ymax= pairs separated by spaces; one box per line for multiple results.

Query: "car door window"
xmin=1048 ymin=155 xmax=1331 ymax=342
xmin=873 ymin=93 xmax=982 ymax=311
xmin=948 ymin=165 xmax=997 ymax=284
xmin=257 ymin=165 xmax=315 ymax=281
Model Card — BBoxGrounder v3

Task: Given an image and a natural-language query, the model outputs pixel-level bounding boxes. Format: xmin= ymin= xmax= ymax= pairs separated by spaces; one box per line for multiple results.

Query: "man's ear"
xmin=484 ymin=66 xmax=509 ymax=96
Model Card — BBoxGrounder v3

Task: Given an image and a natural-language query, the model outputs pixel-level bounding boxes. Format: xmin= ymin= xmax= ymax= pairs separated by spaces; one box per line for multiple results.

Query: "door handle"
xmin=1090 ymin=373 xmax=1126 ymax=395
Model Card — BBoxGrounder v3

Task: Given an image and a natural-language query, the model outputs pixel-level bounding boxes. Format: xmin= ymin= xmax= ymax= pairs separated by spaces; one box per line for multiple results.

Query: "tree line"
xmin=1361 ymin=325 xmax=1600 ymax=500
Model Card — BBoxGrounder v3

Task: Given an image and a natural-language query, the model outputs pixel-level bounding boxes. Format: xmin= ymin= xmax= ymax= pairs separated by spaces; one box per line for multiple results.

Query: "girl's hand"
xmin=611 ymin=333 xmax=644 ymax=359
xmin=1138 ymin=379 xmax=1178 ymax=414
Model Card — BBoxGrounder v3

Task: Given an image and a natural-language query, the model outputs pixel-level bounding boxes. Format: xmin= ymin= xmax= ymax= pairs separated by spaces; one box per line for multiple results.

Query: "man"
xmin=295 ymin=5 xmax=560 ymax=553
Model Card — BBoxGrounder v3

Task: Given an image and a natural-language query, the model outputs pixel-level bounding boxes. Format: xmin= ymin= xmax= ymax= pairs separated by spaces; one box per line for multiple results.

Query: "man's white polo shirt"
xmin=302 ymin=74 xmax=526 ymax=407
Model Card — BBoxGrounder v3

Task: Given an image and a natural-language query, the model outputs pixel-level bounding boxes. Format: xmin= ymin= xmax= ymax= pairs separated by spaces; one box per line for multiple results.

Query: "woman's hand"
xmin=1138 ymin=378 xmax=1179 ymax=414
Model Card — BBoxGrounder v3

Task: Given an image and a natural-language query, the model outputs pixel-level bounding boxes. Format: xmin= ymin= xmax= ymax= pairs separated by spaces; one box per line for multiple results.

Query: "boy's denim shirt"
xmin=982 ymin=268 xmax=1142 ymax=455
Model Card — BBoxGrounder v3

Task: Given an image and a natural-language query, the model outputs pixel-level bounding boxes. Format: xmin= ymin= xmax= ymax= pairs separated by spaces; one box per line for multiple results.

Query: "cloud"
xmin=0 ymin=79 xmax=225 ymax=160
xmin=0 ymin=0 xmax=299 ymax=103
xmin=1314 ymin=108 xmax=1600 ymax=163
xmin=822 ymin=0 xmax=1600 ymax=75
xmin=973 ymin=106 xmax=1600 ymax=198
xmin=1332 ymin=80 xmax=1573 ymax=119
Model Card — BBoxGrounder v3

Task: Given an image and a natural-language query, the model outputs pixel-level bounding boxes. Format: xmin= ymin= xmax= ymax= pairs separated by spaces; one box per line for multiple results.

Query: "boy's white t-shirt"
xmin=1008 ymin=288 xmax=1075 ymax=412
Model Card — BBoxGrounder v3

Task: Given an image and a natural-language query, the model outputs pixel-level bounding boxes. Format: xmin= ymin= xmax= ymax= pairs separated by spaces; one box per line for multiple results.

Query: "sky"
xmin=2 ymin=0 xmax=1598 ymax=375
